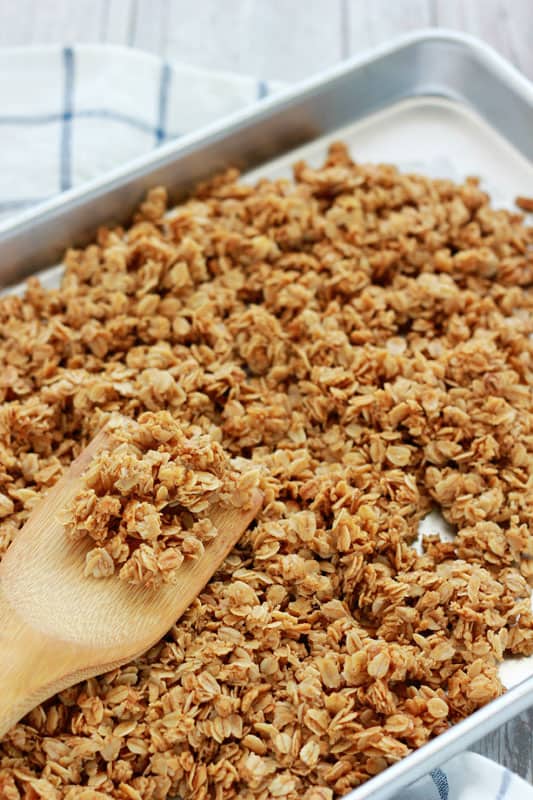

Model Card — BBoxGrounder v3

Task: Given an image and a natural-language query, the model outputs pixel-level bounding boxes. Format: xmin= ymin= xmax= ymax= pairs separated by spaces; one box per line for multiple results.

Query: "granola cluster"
xmin=0 ymin=142 xmax=532 ymax=799
xmin=64 ymin=412 xmax=254 ymax=588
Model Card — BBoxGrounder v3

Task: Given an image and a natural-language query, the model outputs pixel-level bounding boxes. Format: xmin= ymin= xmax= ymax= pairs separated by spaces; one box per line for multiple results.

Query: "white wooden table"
xmin=0 ymin=0 xmax=532 ymax=785
xmin=0 ymin=0 xmax=532 ymax=81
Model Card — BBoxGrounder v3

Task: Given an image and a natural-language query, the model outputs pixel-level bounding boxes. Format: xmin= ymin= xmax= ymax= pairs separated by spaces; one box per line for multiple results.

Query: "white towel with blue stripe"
xmin=0 ymin=44 xmax=274 ymax=218
xmin=1 ymin=43 xmax=533 ymax=800
xmin=398 ymin=753 xmax=533 ymax=799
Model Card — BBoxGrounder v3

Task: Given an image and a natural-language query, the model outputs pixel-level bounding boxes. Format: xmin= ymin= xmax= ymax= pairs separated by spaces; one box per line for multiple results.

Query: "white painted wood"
xmin=505 ymin=0 xmax=533 ymax=80
xmin=0 ymin=0 xmax=34 ymax=45
xmin=473 ymin=708 xmax=533 ymax=783
xmin=435 ymin=0 xmax=533 ymax=79
xmin=29 ymin=0 xmax=106 ymax=44
xmin=100 ymin=0 xmax=133 ymax=45
xmin=165 ymin=0 xmax=343 ymax=81
xmin=346 ymin=0 xmax=433 ymax=55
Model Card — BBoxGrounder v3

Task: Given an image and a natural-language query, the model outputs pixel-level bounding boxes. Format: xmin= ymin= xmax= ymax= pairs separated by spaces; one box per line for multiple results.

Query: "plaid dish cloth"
xmin=397 ymin=752 xmax=533 ymax=799
xmin=0 ymin=44 xmax=276 ymax=219
xmin=1 ymin=43 xmax=533 ymax=800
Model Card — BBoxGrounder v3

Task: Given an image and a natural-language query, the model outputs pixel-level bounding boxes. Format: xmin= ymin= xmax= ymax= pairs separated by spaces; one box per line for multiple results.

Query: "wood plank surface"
xmin=164 ymin=0 xmax=343 ymax=81
xmin=435 ymin=0 xmax=533 ymax=80
xmin=345 ymin=0 xmax=433 ymax=55
xmin=0 ymin=0 xmax=532 ymax=783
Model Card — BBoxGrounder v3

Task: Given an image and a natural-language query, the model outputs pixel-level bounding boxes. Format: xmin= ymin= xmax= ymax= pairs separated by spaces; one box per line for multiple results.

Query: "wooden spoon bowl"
xmin=0 ymin=425 xmax=262 ymax=738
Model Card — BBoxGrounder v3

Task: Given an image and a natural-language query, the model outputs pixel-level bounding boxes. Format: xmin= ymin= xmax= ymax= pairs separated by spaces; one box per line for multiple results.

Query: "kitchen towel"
xmin=397 ymin=751 xmax=533 ymax=799
xmin=1 ymin=42 xmax=533 ymax=800
xmin=0 ymin=44 xmax=277 ymax=219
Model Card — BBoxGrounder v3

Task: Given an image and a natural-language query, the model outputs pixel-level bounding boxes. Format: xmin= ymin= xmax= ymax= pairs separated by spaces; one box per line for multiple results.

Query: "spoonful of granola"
xmin=0 ymin=411 xmax=262 ymax=738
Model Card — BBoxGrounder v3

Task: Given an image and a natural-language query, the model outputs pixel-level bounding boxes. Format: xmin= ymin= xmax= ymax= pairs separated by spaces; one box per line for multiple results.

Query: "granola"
xmin=0 ymin=142 xmax=532 ymax=799
xmin=64 ymin=412 xmax=251 ymax=588
xmin=516 ymin=195 xmax=533 ymax=213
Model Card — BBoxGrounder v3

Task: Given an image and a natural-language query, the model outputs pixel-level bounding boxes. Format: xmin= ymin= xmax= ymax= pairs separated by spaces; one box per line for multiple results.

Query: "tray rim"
xmin=2 ymin=27 xmax=533 ymax=799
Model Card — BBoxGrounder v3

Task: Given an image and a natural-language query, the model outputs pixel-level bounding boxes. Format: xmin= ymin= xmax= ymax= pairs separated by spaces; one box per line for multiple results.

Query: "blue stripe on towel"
xmin=430 ymin=768 xmax=449 ymax=800
xmin=0 ymin=109 xmax=163 ymax=135
xmin=257 ymin=79 xmax=269 ymax=99
xmin=0 ymin=113 xmax=69 ymax=124
xmin=155 ymin=62 xmax=172 ymax=144
xmin=60 ymin=47 xmax=74 ymax=192
xmin=497 ymin=768 xmax=512 ymax=800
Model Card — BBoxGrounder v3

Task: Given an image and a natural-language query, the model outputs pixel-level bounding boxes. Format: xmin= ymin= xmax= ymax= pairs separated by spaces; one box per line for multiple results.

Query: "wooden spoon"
xmin=0 ymin=423 xmax=262 ymax=739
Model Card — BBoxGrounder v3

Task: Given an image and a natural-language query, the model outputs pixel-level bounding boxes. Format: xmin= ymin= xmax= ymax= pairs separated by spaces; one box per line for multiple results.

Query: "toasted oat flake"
xmin=0 ymin=144 xmax=532 ymax=798
xmin=426 ymin=698 xmax=449 ymax=719
xmin=516 ymin=195 xmax=533 ymax=212
xmin=63 ymin=412 xmax=254 ymax=588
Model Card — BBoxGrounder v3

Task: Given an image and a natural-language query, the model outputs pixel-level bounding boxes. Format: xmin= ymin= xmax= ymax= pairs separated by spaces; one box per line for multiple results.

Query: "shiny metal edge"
xmin=1 ymin=29 xmax=533 ymax=287
xmin=2 ymin=29 xmax=533 ymax=799
xmin=346 ymin=674 xmax=533 ymax=799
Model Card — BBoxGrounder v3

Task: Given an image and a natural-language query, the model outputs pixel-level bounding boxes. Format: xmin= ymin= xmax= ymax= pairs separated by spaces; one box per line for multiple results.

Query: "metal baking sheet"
xmin=1 ymin=29 xmax=533 ymax=800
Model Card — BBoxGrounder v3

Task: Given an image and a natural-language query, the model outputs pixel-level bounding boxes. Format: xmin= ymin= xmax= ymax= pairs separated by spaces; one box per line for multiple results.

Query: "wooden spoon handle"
xmin=0 ymin=587 xmax=126 ymax=739
xmin=0 ymin=429 xmax=117 ymax=738
xmin=0 ymin=586 xmax=57 ymax=737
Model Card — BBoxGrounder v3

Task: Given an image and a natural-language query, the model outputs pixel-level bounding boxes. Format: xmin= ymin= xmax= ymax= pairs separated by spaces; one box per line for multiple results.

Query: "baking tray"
xmin=1 ymin=29 xmax=533 ymax=800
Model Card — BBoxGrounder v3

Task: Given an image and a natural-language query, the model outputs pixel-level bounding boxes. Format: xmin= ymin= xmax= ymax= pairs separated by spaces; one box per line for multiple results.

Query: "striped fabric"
xmin=0 ymin=44 xmax=278 ymax=219
xmin=1 ymin=44 xmax=533 ymax=800
xmin=394 ymin=753 xmax=532 ymax=799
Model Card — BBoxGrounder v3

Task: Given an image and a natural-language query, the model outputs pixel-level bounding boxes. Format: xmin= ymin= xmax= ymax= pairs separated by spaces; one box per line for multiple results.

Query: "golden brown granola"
xmin=64 ymin=411 xmax=250 ymax=588
xmin=0 ymin=142 xmax=532 ymax=799
xmin=516 ymin=195 xmax=533 ymax=212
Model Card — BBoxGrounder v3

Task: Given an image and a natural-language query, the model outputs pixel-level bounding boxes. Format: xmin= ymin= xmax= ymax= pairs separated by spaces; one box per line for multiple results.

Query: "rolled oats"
xmin=0 ymin=142 xmax=532 ymax=798
xmin=63 ymin=412 xmax=250 ymax=588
